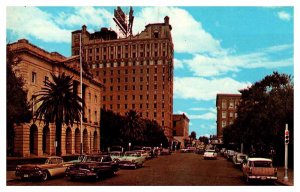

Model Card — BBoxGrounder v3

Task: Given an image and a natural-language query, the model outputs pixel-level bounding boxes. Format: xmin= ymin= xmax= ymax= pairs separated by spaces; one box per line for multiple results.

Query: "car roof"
xmin=248 ymin=158 xmax=272 ymax=162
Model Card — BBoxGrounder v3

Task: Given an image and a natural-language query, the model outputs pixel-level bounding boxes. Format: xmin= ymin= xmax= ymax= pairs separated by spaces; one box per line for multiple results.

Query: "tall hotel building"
xmin=216 ymin=94 xmax=241 ymax=138
xmin=71 ymin=16 xmax=174 ymax=140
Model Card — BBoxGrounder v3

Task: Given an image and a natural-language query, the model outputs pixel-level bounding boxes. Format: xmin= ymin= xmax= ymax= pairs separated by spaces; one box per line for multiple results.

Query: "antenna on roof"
xmin=113 ymin=6 xmax=134 ymax=38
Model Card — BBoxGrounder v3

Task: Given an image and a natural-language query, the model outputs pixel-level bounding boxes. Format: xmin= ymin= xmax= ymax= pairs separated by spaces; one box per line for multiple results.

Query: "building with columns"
xmin=8 ymin=39 xmax=102 ymax=157
xmin=216 ymin=93 xmax=241 ymax=138
xmin=71 ymin=16 xmax=174 ymax=141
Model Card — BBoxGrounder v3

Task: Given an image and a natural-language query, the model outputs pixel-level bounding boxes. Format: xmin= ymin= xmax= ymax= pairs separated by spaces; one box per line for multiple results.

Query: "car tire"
xmin=41 ymin=171 xmax=48 ymax=181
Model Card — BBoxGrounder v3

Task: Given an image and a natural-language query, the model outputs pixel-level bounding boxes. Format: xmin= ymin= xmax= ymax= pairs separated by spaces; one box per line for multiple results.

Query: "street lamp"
xmin=129 ymin=142 xmax=131 ymax=151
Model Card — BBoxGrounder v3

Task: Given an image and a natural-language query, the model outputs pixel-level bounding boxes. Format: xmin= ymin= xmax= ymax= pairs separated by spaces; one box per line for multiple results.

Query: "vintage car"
xmin=232 ymin=153 xmax=248 ymax=167
xmin=226 ymin=150 xmax=236 ymax=160
xmin=180 ymin=146 xmax=196 ymax=153
xmin=242 ymin=157 xmax=277 ymax=183
xmin=15 ymin=156 xmax=69 ymax=181
xmin=118 ymin=151 xmax=146 ymax=169
xmin=132 ymin=149 xmax=150 ymax=159
xmin=203 ymin=150 xmax=217 ymax=160
xmin=160 ymin=148 xmax=172 ymax=155
xmin=65 ymin=154 xmax=119 ymax=181
xmin=109 ymin=151 xmax=123 ymax=161
xmin=142 ymin=147 xmax=156 ymax=158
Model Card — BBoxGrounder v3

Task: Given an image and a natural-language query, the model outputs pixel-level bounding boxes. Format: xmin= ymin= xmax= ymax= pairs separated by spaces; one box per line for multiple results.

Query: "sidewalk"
xmin=275 ymin=167 xmax=294 ymax=186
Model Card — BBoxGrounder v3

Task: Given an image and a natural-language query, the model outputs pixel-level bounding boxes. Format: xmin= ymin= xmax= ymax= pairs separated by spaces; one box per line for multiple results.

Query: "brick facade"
xmin=216 ymin=94 xmax=241 ymax=138
xmin=173 ymin=114 xmax=190 ymax=148
xmin=71 ymin=16 xmax=174 ymax=141
xmin=8 ymin=39 xmax=102 ymax=157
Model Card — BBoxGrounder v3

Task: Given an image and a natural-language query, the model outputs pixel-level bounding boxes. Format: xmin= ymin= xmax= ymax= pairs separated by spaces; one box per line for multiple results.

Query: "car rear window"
xmin=253 ymin=161 xmax=272 ymax=167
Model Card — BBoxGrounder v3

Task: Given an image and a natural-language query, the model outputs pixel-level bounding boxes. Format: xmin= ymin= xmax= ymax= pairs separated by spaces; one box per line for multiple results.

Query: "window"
xmin=88 ymin=109 xmax=91 ymax=122
xmin=95 ymin=95 xmax=97 ymax=103
xmin=222 ymin=111 xmax=226 ymax=118
xmin=44 ymin=76 xmax=48 ymax=86
xmin=229 ymin=112 xmax=234 ymax=118
xmin=222 ymin=100 xmax=227 ymax=109
xmin=117 ymin=104 xmax=120 ymax=109
xmin=132 ymin=104 xmax=135 ymax=109
xmin=222 ymin=120 xmax=226 ymax=128
xmin=133 ymin=77 xmax=135 ymax=82
xmin=132 ymin=85 xmax=135 ymax=90
xmin=154 ymin=95 xmax=157 ymax=100
xmin=125 ymin=104 xmax=127 ymax=109
xmin=94 ymin=111 xmax=98 ymax=122
xmin=110 ymin=86 xmax=113 ymax=91
xmin=140 ymin=85 xmax=143 ymax=90
xmin=154 ymin=32 xmax=159 ymax=38
xmin=154 ymin=112 xmax=157 ymax=118
xmin=32 ymin=72 xmax=36 ymax=84
xmin=140 ymin=104 xmax=143 ymax=109
xmin=103 ymin=96 xmax=106 ymax=101
xmin=140 ymin=95 xmax=143 ymax=100
xmin=132 ymin=95 xmax=135 ymax=100
xmin=117 ymin=95 xmax=120 ymax=100
xmin=125 ymin=95 xmax=128 ymax=100
xmin=229 ymin=100 xmax=234 ymax=109
xmin=110 ymin=95 xmax=113 ymax=101
xmin=154 ymin=103 xmax=157 ymax=108
xmin=125 ymin=85 xmax=128 ymax=91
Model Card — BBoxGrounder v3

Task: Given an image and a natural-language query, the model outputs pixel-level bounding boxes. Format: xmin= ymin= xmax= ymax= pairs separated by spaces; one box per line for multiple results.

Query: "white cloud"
xmin=189 ymin=107 xmax=216 ymax=113
xmin=55 ymin=7 xmax=115 ymax=30
xmin=7 ymin=7 xmax=71 ymax=43
xmin=182 ymin=44 xmax=293 ymax=77
xmin=134 ymin=7 xmax=224 ymax=55
xmin=278 ymin=11 xmax=292 ymax=21
xmin=189 ymin=112 xmax=216 ymax=120
xmin=174 ymin=58 xmax=184 ymax=69
xmin=174 ymin=76 xmax=251 ymax=101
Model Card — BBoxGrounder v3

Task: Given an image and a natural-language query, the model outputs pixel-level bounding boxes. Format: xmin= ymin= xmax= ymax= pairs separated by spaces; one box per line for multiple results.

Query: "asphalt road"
xmin=7 ymin=152 xmax=275 ymax=186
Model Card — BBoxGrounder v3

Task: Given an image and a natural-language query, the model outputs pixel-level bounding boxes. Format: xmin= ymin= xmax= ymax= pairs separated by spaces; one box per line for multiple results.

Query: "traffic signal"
xmin=284 ymin=131 xmax=290 ymax=144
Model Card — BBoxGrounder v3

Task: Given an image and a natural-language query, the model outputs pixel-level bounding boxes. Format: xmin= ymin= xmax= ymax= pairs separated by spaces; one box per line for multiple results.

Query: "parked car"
xmin=118 ymin=151 xmax=146 ymax=169
xmin=132 ymin=149 xmax=150 ymax=159
xmin=142 ymin=147 xmax=156 ymax=158
xmin=65 ymin=154 xmax=119 ymax=181
xmin=203 ymin=150 xmax=217 ymax=160
xmin=232 ymin=153 xmax=248 ymax=167
xmin=195 ymin=148 xmax=205 ymax=155
xmin=109 ymin=151 xmax=123 ymax=161
xmin=160 ymin=148 xmax=172 ymax=155
xmin=242 ymin=157 xmax=277 ymax=183
xmin=180 ymin=146 xmax=196 ymax=153
xmin=226 ymin=150 xmax=236 ymax=160
xmin=15 ymin=156 xmax=70 ymax=181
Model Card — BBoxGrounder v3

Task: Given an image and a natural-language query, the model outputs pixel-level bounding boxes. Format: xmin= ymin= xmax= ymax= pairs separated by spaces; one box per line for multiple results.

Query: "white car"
xmin=203 ymin=150 xmax=217 ymax=160
xmin=233 ymin=153 xmax=248 ymax=167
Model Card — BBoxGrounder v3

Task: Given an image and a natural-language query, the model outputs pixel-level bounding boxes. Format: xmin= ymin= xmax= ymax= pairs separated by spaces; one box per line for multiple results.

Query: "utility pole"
xmin=80 ymin=33 xmax=83 ymax=155
xmin=284 ymin=124 xmax=289 ymax=181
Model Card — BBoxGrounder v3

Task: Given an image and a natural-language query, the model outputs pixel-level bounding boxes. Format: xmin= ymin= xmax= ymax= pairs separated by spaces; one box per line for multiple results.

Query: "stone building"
xmin=71 ymin=16 xmax=174 ymax=141
xmin=8 ymin=39 xmax=102 ymax=157
xmin=172 ymin=113 xmax=190 ymax=148
xmin=216 ymin=94 xmax=241 ymax=138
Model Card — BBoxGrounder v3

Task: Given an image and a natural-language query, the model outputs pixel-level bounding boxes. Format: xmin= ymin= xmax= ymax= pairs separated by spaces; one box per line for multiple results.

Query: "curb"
xmin=275 ymin=179 xmax=293 ymax=186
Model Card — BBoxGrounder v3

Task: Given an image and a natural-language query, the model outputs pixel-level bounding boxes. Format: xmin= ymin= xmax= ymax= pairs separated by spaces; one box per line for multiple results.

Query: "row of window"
xmin=221 ymin=120 xmax=234 ymax=128
xmin=32 ymin=72 xmax=100 ymax=104
xmin=221 ymin=111 xmax=238 ymax=119
xmin=102 ymin=75 xmax=166 ymax=84
xmin=103 ymin=94 xmax=167 ymax=102
xmin=104 ymin=83 xmax=169 ymax=92
xmin=92 ymin=59 xmax=171 ymax=69
xmin=221 ymin=99 xmax=240 ymax=109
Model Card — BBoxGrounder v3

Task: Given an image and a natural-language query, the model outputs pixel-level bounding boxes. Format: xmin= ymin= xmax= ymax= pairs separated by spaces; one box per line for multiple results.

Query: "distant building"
xmin=172 ymin=113 xmax=190 ymax=148
xmin=8 ymin=39 xmax=102 ymax=157
xmin=71 ymin=16 xmax=174 ymax=141
xmin=216 ymin=94 xmax=241 ymax=138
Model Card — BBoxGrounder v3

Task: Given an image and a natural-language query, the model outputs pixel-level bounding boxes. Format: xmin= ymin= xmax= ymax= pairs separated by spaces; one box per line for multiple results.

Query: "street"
xmin=7 ymin=152 xmax=276 ymax=186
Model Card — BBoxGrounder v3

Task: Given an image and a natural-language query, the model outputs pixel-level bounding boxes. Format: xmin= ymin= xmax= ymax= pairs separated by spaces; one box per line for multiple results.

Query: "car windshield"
xmin=86 ymin=156 xmax=104 ymax=162
xmin=110 ymin=152 xmax=121 ymax=156
xmin=125 ymin=152 xmax=141 ymax=157
xmin=252 ymin=161 xmax=272 ymax=167
xmin=205 ymin=150 xmax=215 ymax=153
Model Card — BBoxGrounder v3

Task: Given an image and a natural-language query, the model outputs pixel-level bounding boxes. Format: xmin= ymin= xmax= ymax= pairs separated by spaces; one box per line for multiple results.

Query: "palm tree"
xmin=34 ymin=72 xmax=83 ymax=156
xmin=122 ymin=110 xmax=145 ymax=145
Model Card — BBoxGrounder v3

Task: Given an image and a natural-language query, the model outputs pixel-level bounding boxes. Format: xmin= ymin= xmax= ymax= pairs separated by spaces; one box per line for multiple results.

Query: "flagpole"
xmin=80 ymin=33 xmax=83 ymax=155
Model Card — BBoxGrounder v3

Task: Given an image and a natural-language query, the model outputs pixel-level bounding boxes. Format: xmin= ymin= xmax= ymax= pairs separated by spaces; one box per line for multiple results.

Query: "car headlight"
xmin=34 ymin=167 xmax=40 ymax=171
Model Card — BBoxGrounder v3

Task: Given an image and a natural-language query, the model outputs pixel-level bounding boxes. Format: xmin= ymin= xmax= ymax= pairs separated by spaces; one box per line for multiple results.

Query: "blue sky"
xmin=6 ymin=6 xmax=294 ymax=138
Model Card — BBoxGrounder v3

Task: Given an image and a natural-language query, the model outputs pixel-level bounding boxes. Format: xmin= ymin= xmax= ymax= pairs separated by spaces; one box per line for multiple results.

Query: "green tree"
xmin=228 ymin=71 xmax=293 ymax=165
xmin=34 ymin=73 xmax=83 ymax=156
xmin=190 ymin=131 xmax=197 ymax=140
xmin=7 ymin=45 xmax=32 ymax=156
xmin=121 ymin=110 xmax=145 ymax=145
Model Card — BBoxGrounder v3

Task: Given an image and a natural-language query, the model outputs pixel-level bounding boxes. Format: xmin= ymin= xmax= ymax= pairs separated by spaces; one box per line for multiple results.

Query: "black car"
xmin=65 ymin=155 xmax=119 ymax=181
